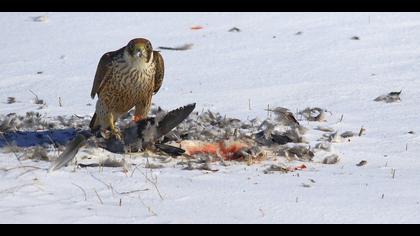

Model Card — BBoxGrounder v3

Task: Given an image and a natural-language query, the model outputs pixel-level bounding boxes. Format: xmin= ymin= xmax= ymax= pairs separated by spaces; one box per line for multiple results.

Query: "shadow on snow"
xmin=0 ymin=128 xmax=77 ymax=148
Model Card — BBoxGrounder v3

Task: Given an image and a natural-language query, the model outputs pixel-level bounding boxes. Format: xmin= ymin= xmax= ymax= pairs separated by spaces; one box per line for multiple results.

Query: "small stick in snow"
xmin=59 ymin=97 xmax=63 ymax=107
xmin=339 ymin=114 xmax=344 ymax=122
xmin=28 ymin=89 xmax=45 ymax=105
xmin=358 ymin=126 xmax=366 ymax=136
xmin=94 ymin=188 xmax=103 ymax=205
xmin=391 ymin=169 xmax=396 ymax=179
xmin=248 ymin=99 xmax=251 ymax=110
xmin=117 ymin=189 xmax=150 ymax=195
xmin=139 ymin=196 xmax=158 ymax=216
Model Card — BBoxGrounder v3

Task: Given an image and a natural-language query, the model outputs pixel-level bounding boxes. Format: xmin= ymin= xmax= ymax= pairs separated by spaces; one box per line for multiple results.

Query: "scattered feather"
xmin=278 ymin=145 xmax=314 ymax=161
xmin=320 ymin=132 xmax=343 ymax=143
xmin=27 ymin=146 xmax=49 ymax=161
xmin=341 ymin=131 xmax=356 ymax=138
xmin=314 ymin=126 xmax=335 ymax=132
xmin=301 ymin=183 xmax=311 ymax=188
xmin=356 ymin=160 xmax=367 ymax=167
xmin=145 ymin=162 xmax=164 ymax=169
xmin=228 ymin=27 xmax=241 ymax=32
xmin=49 ymin=134 xmax=86 ymax=172
xmin=299 ymin=107 xmax=326 ymax=122
xmin=6 ymin=97 xmax=16 ymax=104
xmin=31 ymin=15 xmax=48 ymax=22
xmin=322 ymin=154 xmax=340 ymax=164
xmin=314 ymin=142 xmax=332 ymax=151
xmin=158 ymin=43 xmax=193 ymax=51
xmin=268 ymin=107 xmax=300 ymax=126
xmin=263 ymin=164 xmax=289 ymax=174
xmin=374 ymin=90 xmax=402 ymax=103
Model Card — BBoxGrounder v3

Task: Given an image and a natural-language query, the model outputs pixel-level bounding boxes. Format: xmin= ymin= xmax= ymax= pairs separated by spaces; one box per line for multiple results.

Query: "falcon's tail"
xmin=89 ymin=113 xmax=99 ymax=131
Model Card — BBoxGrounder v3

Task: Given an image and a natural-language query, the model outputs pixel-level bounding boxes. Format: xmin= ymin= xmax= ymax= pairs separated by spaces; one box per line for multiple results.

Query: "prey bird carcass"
xmin=39 ymin=100 xmax=353 ymax=173
xmin=50 ymin=103 xmax=196 ymax=171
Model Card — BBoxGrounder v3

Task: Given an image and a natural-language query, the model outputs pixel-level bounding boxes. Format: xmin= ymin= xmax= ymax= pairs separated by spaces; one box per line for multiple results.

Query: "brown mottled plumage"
xmin=89 ymin=38 xmax=164 ymax=139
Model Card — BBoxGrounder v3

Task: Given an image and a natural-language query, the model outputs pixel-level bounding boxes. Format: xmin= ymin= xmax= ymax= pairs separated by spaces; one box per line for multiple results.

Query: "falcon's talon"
xmin=111 ymin=129 xmax=123 ymax=141
xmin=112 ymin=133 xmax=123 ymax=141
xmin=100 ymin=129 xmax=111 ymax=139
xmin=99 ymin=128 xmax=123 ymax=141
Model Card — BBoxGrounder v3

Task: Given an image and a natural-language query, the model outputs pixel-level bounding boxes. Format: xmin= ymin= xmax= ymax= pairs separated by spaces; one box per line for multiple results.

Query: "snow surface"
xmin=1 ymin=12 xmax=420 ymax=223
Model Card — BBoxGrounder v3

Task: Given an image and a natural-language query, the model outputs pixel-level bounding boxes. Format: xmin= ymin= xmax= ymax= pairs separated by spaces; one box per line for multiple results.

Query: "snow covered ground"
xmin=1 ymin=12 xmax=420 ymax=223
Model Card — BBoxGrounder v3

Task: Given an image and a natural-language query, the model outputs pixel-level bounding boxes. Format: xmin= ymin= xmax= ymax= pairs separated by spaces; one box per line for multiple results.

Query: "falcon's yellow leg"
xmin=102 ymin=113 xmax=122 ymax=140
xmin=109 ymin=121 xmax=122 ymax=141
xmin=134 ymin=99 xmax=151 ymax=123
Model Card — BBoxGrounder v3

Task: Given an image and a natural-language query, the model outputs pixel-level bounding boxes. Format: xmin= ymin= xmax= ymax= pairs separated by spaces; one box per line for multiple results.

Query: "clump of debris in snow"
xmin=0 ymin=103 xmax=360 ymax=174
xmin=0 ymin=112 xmax=91 ymax=132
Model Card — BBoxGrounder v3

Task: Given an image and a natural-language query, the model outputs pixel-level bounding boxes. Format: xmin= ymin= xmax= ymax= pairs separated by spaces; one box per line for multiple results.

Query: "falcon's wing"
xmin=152 ymin=51 xmax=165 ymax=94
xmin=90 ymin=51 xmax=115 ymax=99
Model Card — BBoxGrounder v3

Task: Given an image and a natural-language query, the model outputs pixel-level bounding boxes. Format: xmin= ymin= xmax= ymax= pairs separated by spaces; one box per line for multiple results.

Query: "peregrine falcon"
xmin=89 ymin=38 xmax=164 ymax=139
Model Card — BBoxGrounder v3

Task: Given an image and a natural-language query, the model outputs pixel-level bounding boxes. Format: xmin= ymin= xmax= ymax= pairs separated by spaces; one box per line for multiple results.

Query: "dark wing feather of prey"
xmin=156 ymin=103 xmax=196 ymax=137
xmin=49 ymin=134 xmax=87 ymax=172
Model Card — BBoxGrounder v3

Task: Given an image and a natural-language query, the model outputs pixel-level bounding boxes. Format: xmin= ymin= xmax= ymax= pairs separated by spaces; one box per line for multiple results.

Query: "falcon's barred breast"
xmin=89 ymin=38 xmax=164 ymax=139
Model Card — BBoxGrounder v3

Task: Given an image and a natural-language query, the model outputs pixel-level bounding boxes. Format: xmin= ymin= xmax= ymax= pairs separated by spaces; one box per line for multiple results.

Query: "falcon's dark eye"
xmin=128 ymin=45 xmax=134 ymax=54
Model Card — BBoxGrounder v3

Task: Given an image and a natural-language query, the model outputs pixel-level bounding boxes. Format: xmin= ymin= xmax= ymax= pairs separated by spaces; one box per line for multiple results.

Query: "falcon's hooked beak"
xmin=135 ymin=51 xmax=142 ymax=58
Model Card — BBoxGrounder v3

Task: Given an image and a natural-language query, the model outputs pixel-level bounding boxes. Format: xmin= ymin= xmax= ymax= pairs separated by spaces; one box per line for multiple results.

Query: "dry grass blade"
xmin=94 ymin=188 xmax=103 ymax=204
xmin=72 ymin=183 xmax=87 ymax=201
xmin=28 ymin=89 xmax=45 ymax=105
xmin=117 ymin=189 xmax=150 ymax=195
xmin=136 ymin=166 xmax=164 ymax=200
